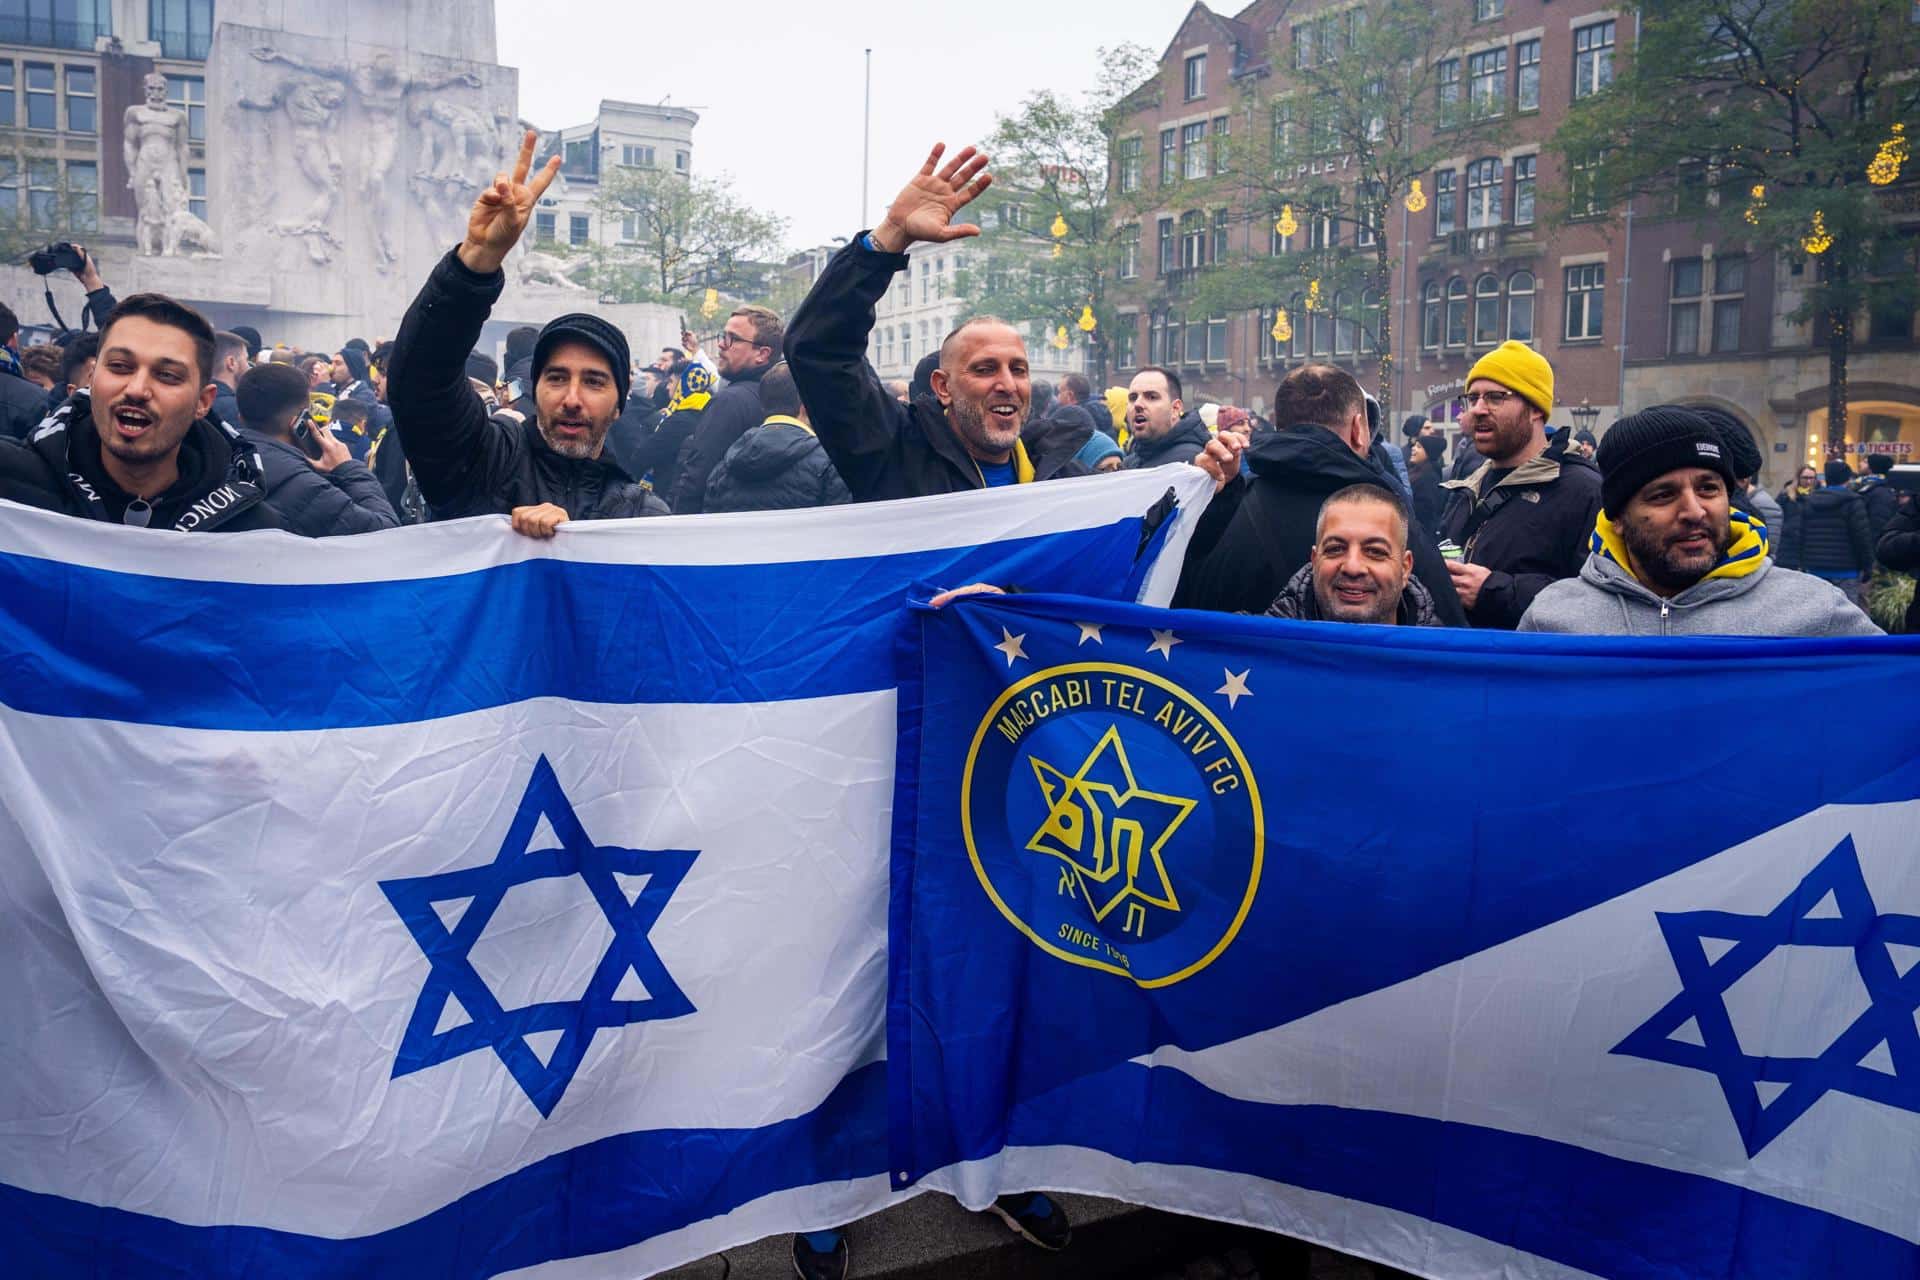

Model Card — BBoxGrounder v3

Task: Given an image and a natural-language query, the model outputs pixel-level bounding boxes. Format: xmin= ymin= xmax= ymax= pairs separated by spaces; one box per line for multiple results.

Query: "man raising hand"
xmin=384 ymin=129 xmax=665 ymax=535
xmin=784 ymin=143 xmax=1094 ymax=501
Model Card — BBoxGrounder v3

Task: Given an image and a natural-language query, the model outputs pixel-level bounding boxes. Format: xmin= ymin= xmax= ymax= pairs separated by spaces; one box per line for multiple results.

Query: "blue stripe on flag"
xmin=5 ymin=1061 xmax=885 ymax=1279
xmin=0 ymin=519 xmax=1148 ymax=729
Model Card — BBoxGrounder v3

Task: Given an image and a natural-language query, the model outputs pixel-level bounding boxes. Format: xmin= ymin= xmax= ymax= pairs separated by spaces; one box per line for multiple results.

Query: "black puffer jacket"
xmin=386 ymin=249 xmax=666 ymax=522
xmin=0 ymin=391 xmax=282 ymax=530
xmin=1437 ymin=427 xmax=1603 ymax=629
xmin=0 ymin=367 xmax=48 ymax=440
xmin=786 ymin=236 xmax=1090 ymax=501
xmin=1126 ymin=412 xmax=1211 ymax=470
xmin=1875 ymin=501 xmax=1920 ymax=633
xmin=240 ymin=428 xmax=399 ymax=536
xmin=1857 ymin=476 xmax=1900 ymax=548
xmin=705 ymin=416 xmax=851 ymax=513
xmin=1784 ymin=485 xmax=1872 ymax=577
xmin=1264 ymin=562 xmax=1443 ymax=626
xmin=1173 ymin=424 xmax=1465 ymax=627
xmin=669 ymin=367 xmax=766 ymax=515
xmin=211 ymin=382 xmax=242 ymax=432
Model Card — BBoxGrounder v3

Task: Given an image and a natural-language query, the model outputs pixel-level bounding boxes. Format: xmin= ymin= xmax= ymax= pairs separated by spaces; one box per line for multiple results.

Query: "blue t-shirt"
xmin=979 ymin=459 xmax=1016 ymax=488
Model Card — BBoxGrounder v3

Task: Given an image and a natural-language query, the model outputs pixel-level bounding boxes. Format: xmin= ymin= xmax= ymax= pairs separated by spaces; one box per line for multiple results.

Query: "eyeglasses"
xmin=716 ymin=331 xmax=766 ymax=350
xmin=1462 ymin=390 xmax=1516 ymax=408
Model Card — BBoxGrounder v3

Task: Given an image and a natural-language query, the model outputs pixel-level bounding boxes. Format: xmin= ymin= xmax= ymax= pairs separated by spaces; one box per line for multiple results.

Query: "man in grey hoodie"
xmin=1519 ymin=406 xmax=1880 ymax=637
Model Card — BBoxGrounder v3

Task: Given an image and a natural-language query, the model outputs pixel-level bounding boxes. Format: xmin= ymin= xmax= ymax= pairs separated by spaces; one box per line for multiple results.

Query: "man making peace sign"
xmin=384 ymin=130 xmax=666 ymax=537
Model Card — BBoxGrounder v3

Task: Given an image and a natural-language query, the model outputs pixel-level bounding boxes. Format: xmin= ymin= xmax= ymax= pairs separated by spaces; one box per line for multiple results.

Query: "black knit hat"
xmin=337 ymin=345 xmax=370 ymax=384
xmin=1597 ymin=406 xmax=1740 ymax=514
xmin=533 ymin=313 xmax=631 ymax=405
xmin=1667 ymin=402 xmax=1761 ymax=481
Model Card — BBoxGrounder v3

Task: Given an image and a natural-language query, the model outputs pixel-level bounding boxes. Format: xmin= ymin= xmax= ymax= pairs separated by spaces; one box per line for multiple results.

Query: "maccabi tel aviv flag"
xmin=890 ymin=590 xmax=1920 ymax=1280
xmin=0 ymin=465 xmax=1210 ymax=1279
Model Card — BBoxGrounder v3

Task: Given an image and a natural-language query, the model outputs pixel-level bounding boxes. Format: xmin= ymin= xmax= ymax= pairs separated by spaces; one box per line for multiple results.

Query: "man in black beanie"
xmin=1518 ymin=406 xmax=1879 ymax=636
xmin=1668 ymin=402 xmax=1781 ymax=542
xmin=385 ymin=130 xmax=664 ymax=535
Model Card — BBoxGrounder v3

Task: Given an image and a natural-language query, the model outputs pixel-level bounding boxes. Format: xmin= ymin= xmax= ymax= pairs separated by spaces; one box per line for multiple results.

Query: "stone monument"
xmin=124 ymin=72 xmax=215 ymax=257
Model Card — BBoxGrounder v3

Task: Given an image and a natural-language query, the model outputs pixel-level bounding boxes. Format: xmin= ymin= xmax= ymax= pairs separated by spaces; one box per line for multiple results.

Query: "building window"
xmin=1360 ymin=289 xmax=1382 ymax=354
xmin=1472 ymin=273 xmax=1500 ymax=346
xmin=620 ymin=212 xmax=639 ymax=242
xmin=1285 ymin=293 xmax=1304 ymax=359
xmin=1466 ymin=158 xmax=1502 ymax=229
xmin=1512 ymin=155 xmax=1537 ymax=227
xmin=1211 ymin=208 xmax=1231 ymax=263
xmin=1569 ymin=152 xmax=1605 ymax=218
xmin=1187 ymin=311 xmax=1208 ymax=364
xmin=165 ymin=75 xmax=204 ymax=143
xmin=1293 ymin=22 xmax=1315 ymax=69
xmin=621 ymin=144 xmax=655 ymax=167
xmin=675 ymin=150 xmax=689 ymax=172
xmin=1312 ymin=301 xmax=1334 ymax=357
xmin=1468 ymin=48 xmax=1507 ymax=117
xmin=1516 ymin=39 xmax=1541 ymax=111
xmin=1211 ymin=115 xmax=1230 ymax=175
xmin=1117 ymin=136 xmax=1142 ymax=193
xmin=1157 ymin=216 xmax=1175 ymax=273
xmin=901 ymin=324 xmax=913 ymax=365
xmin=1148 ymin=311 xmax=1166 ymax=364
xmin=1671 ymin=255 xmax=1746 ymax=353
xmin=1434 ymin=169 xmax=1457 ymax=236
xmin=1669 ymin=258 xmax=1704 ymax=354
xmin=1356 ymin=181 xmax=1382 ymax=247
xmin=534 ymin=210 xmax=556 ymax=243
xmin=1436 ymin=59 xmax=1461 ymax=112
xmin=1446 ymin=277 xmax=1469 ymax=347
xmin=1206 ymin=315 xmax=1228 ymax=362
xmin=1333 ymin=291 xmax=1355 ymax=355
xmin=1574 ymin=21 xmax=1616 ymax=99
xmin=1120 ymin=224 xmax=1139 ymax=279
xmin=1422 ymin=281 xmax=1442 ymax=349
xmin=1114 ymin=318 xmax=1136 ymax=369
xmin=1308 ymin=200 xmax=1340 ymax=250
xmin=1160 ymin=128 xmax=1177 ymax=185
xmin=64 ymin=65 xmax=93 ymax=133
xmin=1713 ymin=256 xmax=1748 ymax=351
xmin=568 ymin=213 xmax=589 ymax=246
xmin=24 ymin=61 xmax=53 ymax=130
xmin=67 ymin=158 xmax=95 ymax=229
xmin=1182 ymin=121 xmax=1207 ymax=180
xmin=1180 ymin=210 xmax=1206 ymax=269
xmin=27 ymin=156 xmax=56 ymax=226
xmin=1271 ymin=99 xmax=1297 ymax=154
xmin=6 ymin=0 xmax=111 ymax=49
xmin=1475 ymin=0 xmax=1506 ymax=17
xmin=1565 ymin=263 xmax=1605 ymax=341
xmin=0 ymin=157 xmax=15 ymax=225
xmin=1184 ymin=53 xmax=1206 ymax=100
xmin=149 ymin=0 xmax=211 ymax=60
xmin=1508 ymin=270 xmax=1535 ymax=342
xmin=0 ymin=63 xmax=13 ymax=128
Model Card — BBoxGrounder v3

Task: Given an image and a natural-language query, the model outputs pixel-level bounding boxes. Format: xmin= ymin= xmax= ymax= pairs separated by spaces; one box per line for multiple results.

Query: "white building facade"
xmin=534 ymin=99 xmax=697 ymax=252
xmin=866 ymin=243 xmax=1086 ymax=385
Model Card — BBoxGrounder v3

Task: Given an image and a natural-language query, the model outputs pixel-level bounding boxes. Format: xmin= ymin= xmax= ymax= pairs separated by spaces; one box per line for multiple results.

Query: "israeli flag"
xmin=0 ymin=466 xmax=1209 ymax=1279
xmin=891 ymin=591 xmax=1920 ymax=1279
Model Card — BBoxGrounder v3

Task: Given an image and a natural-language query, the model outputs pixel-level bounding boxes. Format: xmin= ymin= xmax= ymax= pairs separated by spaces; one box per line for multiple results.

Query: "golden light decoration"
xmin=1802 ymin=210 xmax=1833 ymax=256
xmin=1077 ymin=304 xmax=1097 ymax=333
xmin=1404 ymin=179 xmax=1428 ymax=213
xmin=1051 ymin=324 xmax=1071 ymax=350
xmin=1271 ymin=308 xmax=1293 ymax=343
xmin=1051 ymin=242 xmax=1064 ymax=259
xmin=1743 ymin=183 xmax=1766 ymax=227
xmin=1275 ymin=203 xmax=1298 ymax=239
xmin=699 ymin=287 xmax=721 ymax=319
xmin=1050 ymin=211 xmax=1070 ymax=239
xmin=1867 ymin=123 xmax=1908 ymax=186
xmin=1304 ymin=279 xmax=1323 ymax=312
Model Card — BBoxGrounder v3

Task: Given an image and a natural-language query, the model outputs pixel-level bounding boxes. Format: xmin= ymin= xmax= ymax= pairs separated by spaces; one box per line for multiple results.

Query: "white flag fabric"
xmin=0 ymin=466 xmax=1211 ymax=1279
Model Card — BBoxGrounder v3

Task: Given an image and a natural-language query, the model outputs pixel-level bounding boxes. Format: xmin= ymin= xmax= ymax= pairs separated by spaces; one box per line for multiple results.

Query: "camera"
xmin=28 ymin=242 xmax=86 ymax=276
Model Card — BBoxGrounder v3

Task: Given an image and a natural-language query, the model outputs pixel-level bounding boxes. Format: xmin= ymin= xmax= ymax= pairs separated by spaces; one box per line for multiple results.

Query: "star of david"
xmin=381 ymin=755 xmax=696 ymax=1117
xmin=1614 ymin=835 xmax=1920 ymax=1156
xmin=1026 ymin=725 xmax=1196 ymax=930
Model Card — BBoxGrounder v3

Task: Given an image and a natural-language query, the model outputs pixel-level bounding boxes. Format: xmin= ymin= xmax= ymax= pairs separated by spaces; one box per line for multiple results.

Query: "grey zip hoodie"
xmin=1518 ymin=553 xmax=1883 ymax=637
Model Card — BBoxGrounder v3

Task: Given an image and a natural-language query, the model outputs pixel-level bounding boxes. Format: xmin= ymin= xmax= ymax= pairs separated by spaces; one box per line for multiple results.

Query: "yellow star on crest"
xmin=1025 ymin=726 xmax=1197 ymax=936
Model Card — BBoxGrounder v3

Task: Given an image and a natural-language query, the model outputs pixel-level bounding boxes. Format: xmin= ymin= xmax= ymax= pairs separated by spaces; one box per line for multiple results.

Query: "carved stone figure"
xmin=124 ymin=73 xmax=192 ymax=256
xmin=517 ymin=243 xmax=591 ymax=291
xmin=237 ymin=65 xmax=348 ymax=265
xmin=251 ymin=46 xmax=480 ymax=269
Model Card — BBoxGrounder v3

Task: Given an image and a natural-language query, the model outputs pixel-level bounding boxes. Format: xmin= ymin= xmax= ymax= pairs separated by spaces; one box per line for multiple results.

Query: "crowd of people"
xmin=0 ymin=131 xmax=1912 ymax=1278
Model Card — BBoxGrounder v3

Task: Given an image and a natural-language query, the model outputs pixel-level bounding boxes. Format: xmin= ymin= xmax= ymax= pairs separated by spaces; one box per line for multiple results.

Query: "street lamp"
xmin=1571 ymin=399 xmax=1599 ymax=436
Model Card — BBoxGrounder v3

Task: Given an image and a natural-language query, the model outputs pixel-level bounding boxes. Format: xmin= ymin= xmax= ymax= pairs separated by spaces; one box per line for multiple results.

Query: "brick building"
xmin=1107 ymin=0 xmax=1920 ymax=484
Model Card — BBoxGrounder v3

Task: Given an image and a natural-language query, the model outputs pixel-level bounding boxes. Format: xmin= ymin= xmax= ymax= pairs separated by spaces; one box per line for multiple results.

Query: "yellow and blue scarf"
xmin=1590 ymin=508 xmax=1769 ymax=585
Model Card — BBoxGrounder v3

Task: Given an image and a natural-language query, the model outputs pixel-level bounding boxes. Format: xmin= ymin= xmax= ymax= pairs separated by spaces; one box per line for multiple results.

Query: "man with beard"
xmin=1436 ymin=341 xmax=1601 ymax=628
xmin=0 ymin=293 xmax=282 ymax=531
xmin=1122 ymin=367 xmax=1211 ymax=469
xmin=668 ymin=303 xmax=782 ymax=514
xmin=385 ymin=131 xmax=665 ymax=536
xmin=1265 ymin=484 xmax=1442 ymax=626
xmin=785 ymin=144 xmax=1091 ymax=500
xmin=1519 ymin=407 xmax=1879 ymax=636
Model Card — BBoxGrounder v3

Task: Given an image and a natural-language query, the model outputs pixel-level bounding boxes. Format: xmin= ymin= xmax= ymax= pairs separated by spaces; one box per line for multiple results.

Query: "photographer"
xmin=234 ymin=361 xmax=397 ymax=537
xmin=30 ymin=241 xmax=118 ymax=333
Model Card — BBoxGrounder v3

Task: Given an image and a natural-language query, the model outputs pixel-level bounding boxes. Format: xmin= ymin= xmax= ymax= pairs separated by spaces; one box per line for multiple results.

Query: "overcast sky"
xmin=495 ymin=0 xmax=1190 ymax=252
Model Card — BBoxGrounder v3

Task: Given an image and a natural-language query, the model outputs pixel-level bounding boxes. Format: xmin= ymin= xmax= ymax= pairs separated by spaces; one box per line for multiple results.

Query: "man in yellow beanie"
xmin=1436 ymin=340 xmax=1602 ymax=628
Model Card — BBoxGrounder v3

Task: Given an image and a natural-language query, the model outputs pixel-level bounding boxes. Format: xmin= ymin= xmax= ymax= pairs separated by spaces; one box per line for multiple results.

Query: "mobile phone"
xmin=292 ymin=416 xmax=324 ymax=461
xmin=504 ymin=377 xmax=524 ymax=404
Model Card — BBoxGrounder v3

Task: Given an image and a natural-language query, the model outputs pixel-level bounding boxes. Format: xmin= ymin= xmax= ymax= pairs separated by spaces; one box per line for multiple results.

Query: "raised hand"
xmin=458 ymin=129 xmax=561 ymax=276
xmin=871 ymin=143 xmax=993 ymax=254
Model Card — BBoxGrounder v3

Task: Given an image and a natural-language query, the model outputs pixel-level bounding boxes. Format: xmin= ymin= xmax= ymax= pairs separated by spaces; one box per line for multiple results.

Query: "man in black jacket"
xmin=1175 ymin=363 xmax=1466 ymax=626
xmin=785 ymin=144 xmax=1090 ymax=501
xmin=1123 ymin=367 xmax=1211 ymax=469
xmin=705 ymin=362 xmax=850 ymax=513
xmin=210 ymin=329 xmax=248 ymax=428
xmin=0 ymin=301 xmax=53 ymax=440
xmin=0 ymin=292 xmax=281 ymax=531
xmin=668 ymin=305 xmax=779 ymax=514
xmin=235 ymin=361 xmax=397 ymax=536
xmin=1783 ymin=459 xmax=1874 ymax=607
xmin=385 ymin=131 xmax=666 ymax=538
xmin=1435 ymin=341 xmax=1601 ymax=628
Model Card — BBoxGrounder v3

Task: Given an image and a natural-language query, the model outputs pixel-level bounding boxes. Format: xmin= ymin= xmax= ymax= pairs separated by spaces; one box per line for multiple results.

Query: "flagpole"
xmin=862 ymin=48 xmax=873 ymax=228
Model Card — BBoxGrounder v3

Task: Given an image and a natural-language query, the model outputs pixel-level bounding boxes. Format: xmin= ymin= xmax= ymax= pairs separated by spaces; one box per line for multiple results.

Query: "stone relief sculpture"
xmin=250 ymin=47 xmax=480 ymax=269
xmin=124 ymin=72 xmax=207 ymax=256
xmin=236 ymin=64 xmax=348 ymax=265
xmin=517 ymin=242 xmax=591 ymax=291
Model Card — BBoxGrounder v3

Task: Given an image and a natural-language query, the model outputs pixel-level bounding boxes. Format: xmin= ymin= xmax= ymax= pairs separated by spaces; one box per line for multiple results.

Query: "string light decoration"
xmin=1305 ymin=279 xmax=1323 ymax=312
xmin=1050 ymin=212 xmax=1070 ymax=239
xmin=700 ymin=287 xmax=721 ymax=320
xmin=1744 ymin=183 xmax=1766 ymax=227
xmin=1404 ymin=179 xmax=1428 ymax=213
xmin=1051 ymin=325 xmax=1071 ymax=350
xmin=1271 ymin=308 xmax=1293 ymax=343
xmin=1077 ymin=304 xmax=1097 ymax=333
xmin=1802 ymin=210 xmax=1833 ymax=256
xmin=1275 ymin=204 xmax=1298 ymax=238
xmin=1867 ymin=124 xmax=1907 ymax=186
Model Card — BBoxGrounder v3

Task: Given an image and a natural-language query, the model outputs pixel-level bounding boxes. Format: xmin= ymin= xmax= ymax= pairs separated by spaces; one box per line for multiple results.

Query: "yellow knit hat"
xmin=1466 ymin=340 xmax=1554 ymax=418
